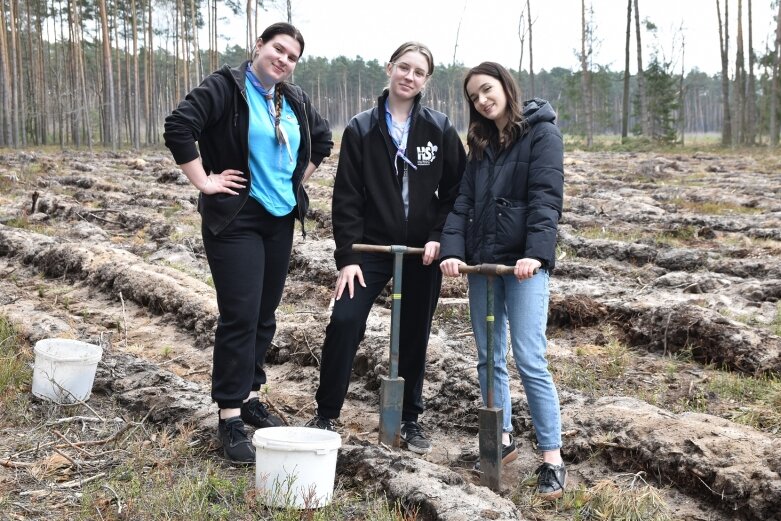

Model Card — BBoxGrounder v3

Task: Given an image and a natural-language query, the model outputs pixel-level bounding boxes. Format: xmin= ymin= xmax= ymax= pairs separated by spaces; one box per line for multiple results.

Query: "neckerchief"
xmin=246 ymin=65 xmax=293 ymax=163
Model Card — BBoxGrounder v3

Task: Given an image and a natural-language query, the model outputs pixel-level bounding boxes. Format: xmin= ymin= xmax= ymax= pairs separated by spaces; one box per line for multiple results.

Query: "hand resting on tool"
xmin=422 ymin=241 xmax=440 ymax=266
xmin=440 ymin=257 xmax=542 ymax=281
xmin=514 ymin=258 xmax=541 ymax=281
xmin=334 ymin=264 xmax=366 ymax=300
xmin=440 ymin=258 xmax=466 ymax=277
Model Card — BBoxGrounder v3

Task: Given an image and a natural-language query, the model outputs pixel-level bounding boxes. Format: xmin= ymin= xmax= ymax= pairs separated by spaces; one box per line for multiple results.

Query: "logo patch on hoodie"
xmin=416 ymin=142 xmax=438 ymax=166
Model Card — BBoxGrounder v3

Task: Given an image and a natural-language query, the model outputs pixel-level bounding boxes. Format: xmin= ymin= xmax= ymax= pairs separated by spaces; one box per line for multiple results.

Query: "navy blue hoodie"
xmin=439 ymin=98 xmax=563 ymax=270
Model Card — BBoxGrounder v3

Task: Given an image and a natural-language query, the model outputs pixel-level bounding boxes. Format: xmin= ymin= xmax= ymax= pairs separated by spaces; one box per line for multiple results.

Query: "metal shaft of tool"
xmin=352 ymin=243 xmax=425 ymax=448
xmin=458 ymin=263 xmax=538 ymax=491
xmin=389 ymin=247 xmax=404 ymax=379
xmin=485 ymin=274 xmax=495 ymax=409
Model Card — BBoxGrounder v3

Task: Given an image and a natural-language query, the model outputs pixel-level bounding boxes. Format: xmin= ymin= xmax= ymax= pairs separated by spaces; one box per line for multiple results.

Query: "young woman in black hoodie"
xmin=164 ymin=22 xmax=332 ymax=464
xmin=440 ymin=62 xmax=566 ymax=499
xmin=306 ymin=42 xmax=466 ymax=454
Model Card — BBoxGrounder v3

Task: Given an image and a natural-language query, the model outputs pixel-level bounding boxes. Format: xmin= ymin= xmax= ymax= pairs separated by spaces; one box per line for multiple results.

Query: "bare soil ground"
xmin=1 ymin=148 xmax=780 ymax=520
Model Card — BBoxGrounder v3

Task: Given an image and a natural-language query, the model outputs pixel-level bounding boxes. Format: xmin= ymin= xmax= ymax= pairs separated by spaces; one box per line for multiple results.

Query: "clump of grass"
xmin=668 ymin=197 xmax=763 ymax=215
xmin=512 ymin=471 xmax=670 ymax=520
xmin=82 ymin=452 xmax=417 ymax=521
xmin=578 ymin=225 xmax=642 ymax=243
xmin=773 ymin=302 xmax=781 ymax=337
xmin=706 ymin=372 xmax=781 ymax=431
xmin=654 ymin=225 xmax=698 ymax=246
xmin=577 ymin=478 xmax=672 ymax=521
xmin=554 ymin=329 xmax=628 ymax=395
xmin=4 ymin=215 xmax=47 ymax=233
xmin=0 ymin=315 xmax=31 ymax=403
xmin=162 ymin=202 xmax=184 ymax=218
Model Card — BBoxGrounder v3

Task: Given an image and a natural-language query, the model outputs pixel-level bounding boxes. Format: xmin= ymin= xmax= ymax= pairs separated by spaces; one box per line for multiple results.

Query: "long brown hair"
xmin=463 ymin=62 xmax=527 ymax=160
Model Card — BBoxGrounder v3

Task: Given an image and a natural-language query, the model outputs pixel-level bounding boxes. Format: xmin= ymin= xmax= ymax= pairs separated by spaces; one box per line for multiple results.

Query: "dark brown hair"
xmin=258 ymin=22 xmax=305 ymax=58
xmin=463 ymin=62 xmax=526 ymax=160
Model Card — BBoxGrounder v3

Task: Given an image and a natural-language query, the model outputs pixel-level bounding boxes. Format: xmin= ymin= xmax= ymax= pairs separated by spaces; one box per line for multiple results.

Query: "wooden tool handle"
xmin=457 ymin=264 xmax=539 ymax=276
xmin=352 ymin=244 xmax=425 ymax=255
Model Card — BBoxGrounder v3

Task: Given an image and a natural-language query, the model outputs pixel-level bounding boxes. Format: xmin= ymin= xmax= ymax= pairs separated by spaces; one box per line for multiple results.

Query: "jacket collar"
xmin=225 ymin=60 xmax=303 ymax=105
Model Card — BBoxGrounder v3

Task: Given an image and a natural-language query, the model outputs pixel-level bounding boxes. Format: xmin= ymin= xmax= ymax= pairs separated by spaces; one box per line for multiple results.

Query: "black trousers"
xmin=202 ymin=197 xmax=294 ymax=409
xmin=315 ymin=253 xmax=442 ymax=422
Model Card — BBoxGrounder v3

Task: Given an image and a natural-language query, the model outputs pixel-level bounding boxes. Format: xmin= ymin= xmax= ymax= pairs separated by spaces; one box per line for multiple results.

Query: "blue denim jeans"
xmin=467 ymin=271 xmax=561 ymax=451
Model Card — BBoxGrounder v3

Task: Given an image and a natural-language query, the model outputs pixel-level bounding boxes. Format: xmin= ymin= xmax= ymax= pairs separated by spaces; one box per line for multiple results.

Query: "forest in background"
xmin=0 ymin=0 xmax=780 ymax=149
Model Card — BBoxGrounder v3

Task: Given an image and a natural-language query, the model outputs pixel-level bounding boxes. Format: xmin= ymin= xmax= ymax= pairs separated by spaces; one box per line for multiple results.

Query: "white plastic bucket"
xmin=253 ymin=426 xmax=341 ymax=509
xmin=31 ymin=339 xmax=103 ymax=403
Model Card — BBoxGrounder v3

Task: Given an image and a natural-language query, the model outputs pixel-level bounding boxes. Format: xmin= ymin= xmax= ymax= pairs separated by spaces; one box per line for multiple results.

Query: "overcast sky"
xmin=223 ymin=0 xmax=778 ymax=75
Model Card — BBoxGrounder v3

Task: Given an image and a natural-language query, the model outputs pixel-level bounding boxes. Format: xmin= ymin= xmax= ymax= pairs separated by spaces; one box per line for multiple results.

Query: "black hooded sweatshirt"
xmin=164 ymin=61 xmax=333 ymax=236
xmin=332 ymin=90 xmax=467 ymax=269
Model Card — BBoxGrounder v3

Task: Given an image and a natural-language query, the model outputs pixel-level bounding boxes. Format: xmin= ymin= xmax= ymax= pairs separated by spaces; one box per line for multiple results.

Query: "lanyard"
xmin=384 ymin=100 xmax=417 ymax=175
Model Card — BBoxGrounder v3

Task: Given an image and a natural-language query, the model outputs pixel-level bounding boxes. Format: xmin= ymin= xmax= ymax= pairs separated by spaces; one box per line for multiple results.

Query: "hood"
xmin=522 ymin=98 xmax=557 ymax=127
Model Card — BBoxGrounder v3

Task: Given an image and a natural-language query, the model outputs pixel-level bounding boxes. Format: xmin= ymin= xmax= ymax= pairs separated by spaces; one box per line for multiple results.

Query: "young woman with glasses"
xmin=306 ymin=42 xmax=466 ymax=455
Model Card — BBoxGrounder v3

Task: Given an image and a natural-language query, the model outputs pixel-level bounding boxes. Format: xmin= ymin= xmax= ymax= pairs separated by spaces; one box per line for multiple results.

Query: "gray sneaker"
xmin=400 ymin=421 xmax=432 ymax=454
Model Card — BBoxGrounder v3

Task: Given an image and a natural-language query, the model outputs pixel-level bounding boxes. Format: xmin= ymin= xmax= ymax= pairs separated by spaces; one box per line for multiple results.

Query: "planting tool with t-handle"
xmin=352 ymin=243 xmax=425 ymax=447
xmin=457 ymin=263 xmax=538 ymax=491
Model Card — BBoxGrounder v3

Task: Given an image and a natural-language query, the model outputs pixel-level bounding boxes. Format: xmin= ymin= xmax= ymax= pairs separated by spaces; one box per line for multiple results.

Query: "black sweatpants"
xmin=315 ymin=252 xmax=442 ymax=422
xmin=202 ymin=197 xmax=294 ymax=409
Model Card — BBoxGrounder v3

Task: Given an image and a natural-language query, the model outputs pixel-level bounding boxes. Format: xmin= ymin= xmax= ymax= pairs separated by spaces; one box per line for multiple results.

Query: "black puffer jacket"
xmin=439 ymin=99 xmax=563 ymax=269
xmin=332 ymin=90 xmax=466 ymax=269
xmin=164 ymin=61 xmax=333 ymax=236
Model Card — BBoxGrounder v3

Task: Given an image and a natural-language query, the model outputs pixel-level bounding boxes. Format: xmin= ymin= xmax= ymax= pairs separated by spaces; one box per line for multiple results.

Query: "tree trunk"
xmin=148 ymin=0 xmax=157 ymax=144
xmin=580 ymin=0 xmax=593 ymax=147
xmin=0 ymin=0 xmax=12 ymax=146
xmin=13 ymin=0 xmax=27 ymax=145
xmin=717 ymin=0 xmax=733 ymax=146
xmin=246 ymin=0 xmax=252 ymax=54
xmin=32 ymin=0 xmax=47 ymax=145
xmin=679 ymin=34 xmax=686 ymax=146
xmin=24 ymin=0 xmax=38 ymax=144
xmin=527 ymin=0 xmax=534 ymax=97
xmin=772 ymin=0 xmax=781 ymax=146
xmin=517 ymin=8 xmax=526 ymax=89
xmin=142 ymin=0 xmax=150 ymax=144
xmin=621 ymin=0 xmax=632 ymax=141
xmin=634 ymin=0 xmax=649 ymax=137
xmin=735 ymin=0 xmax=745 ymax=144
xmin=745 ymin=0 xmax=756 ymax=145
xmin=8 ymin=0 xmax=20 ymax=146
xmin=111 ymin=4 xmax=121 ymax=146
xmin=286 ymin=0 xmax=292 ymax=23
xmin=98 ymin=0 xmax=116 ymax=150
xmin=190 ymin=0 xmax=202 ymax=80
xmin=131 ymin=0 xmax=141 ymax=149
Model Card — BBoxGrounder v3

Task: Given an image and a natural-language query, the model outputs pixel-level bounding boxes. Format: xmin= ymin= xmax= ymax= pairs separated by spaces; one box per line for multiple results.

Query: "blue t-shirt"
xmin=245 ymin=77 xmax=301 ymax=216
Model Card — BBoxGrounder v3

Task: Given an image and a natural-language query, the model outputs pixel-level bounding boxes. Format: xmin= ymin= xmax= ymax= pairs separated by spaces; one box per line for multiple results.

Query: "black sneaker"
xmin=217 ymin=416 xmax=255 ymax=464
xmin=304 ymin=414 xmax=337 ymax=432
xmin=241 ymin=398 xmax=283 ymax=428
xmin=400 ymin=421 xmax=432 ymax=454
xmin=535 ymin=462 xmax=567 ymax=500
xmin=474 ymin=434 xmax=518 ymax=471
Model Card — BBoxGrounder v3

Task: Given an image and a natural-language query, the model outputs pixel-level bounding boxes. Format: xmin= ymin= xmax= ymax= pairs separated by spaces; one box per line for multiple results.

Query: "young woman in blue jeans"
xmin=439 ymin=62 xmax=565 ymax=499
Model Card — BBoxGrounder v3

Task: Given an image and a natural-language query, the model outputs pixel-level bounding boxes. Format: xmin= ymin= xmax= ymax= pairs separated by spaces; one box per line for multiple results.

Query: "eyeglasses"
xmin=391 ymin=62 xmax=429 ymax=81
